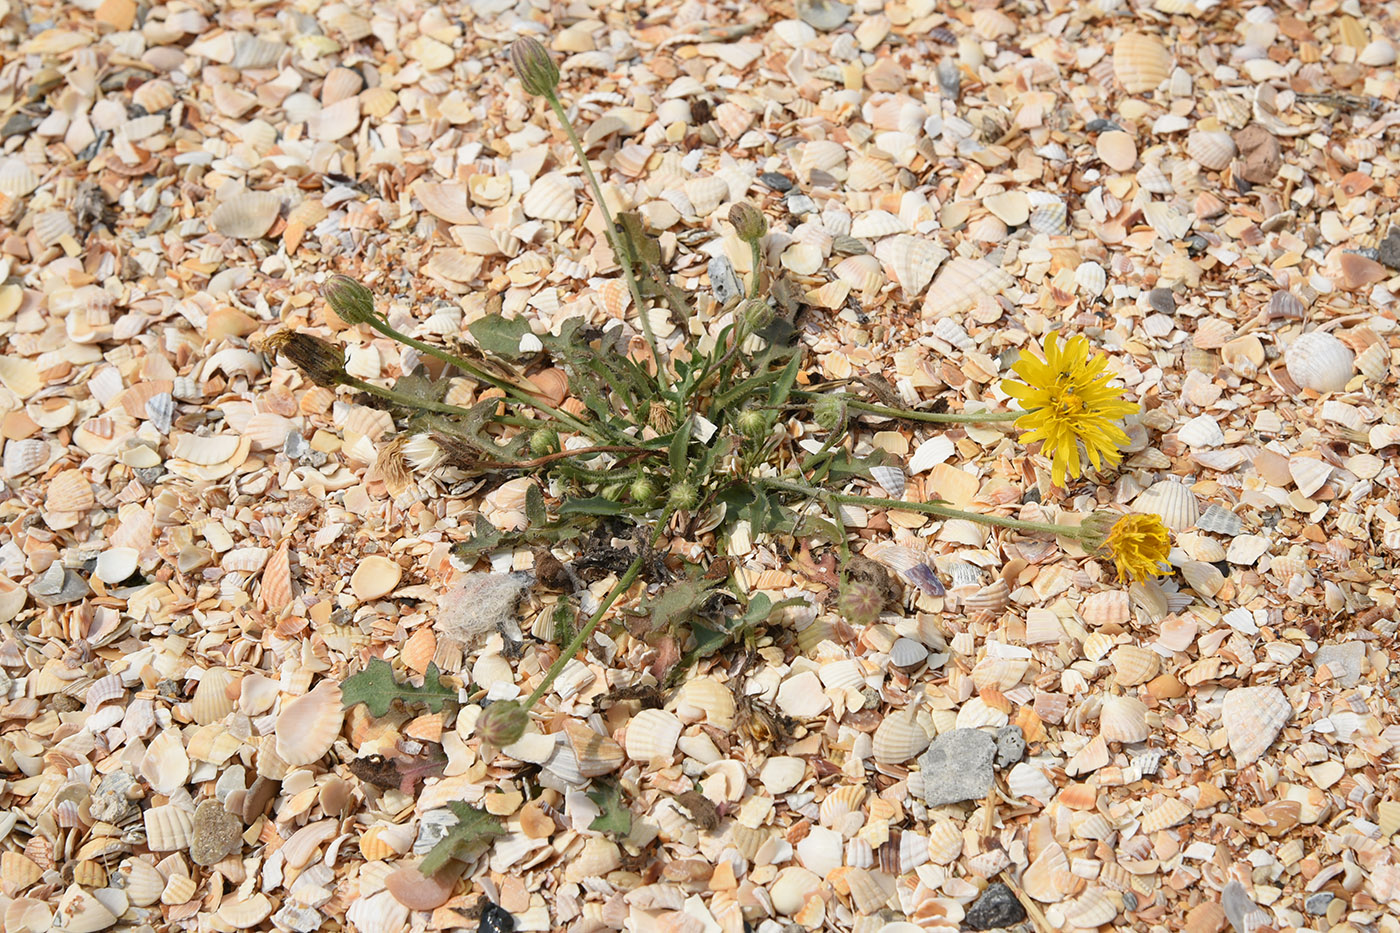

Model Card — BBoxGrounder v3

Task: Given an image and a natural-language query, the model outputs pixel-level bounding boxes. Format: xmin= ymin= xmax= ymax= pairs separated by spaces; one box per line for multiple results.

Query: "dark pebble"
xmin=1379 ymin=227 xmax=1400 ymax=271
xmin=965 ymin=883 xmax=1026 ymax=930
xmin=1147 ymin=287 xmax=1176 ymax=314
xmin=1085 ymin=118 xmax=1123 ymax=133
xmin=478 ymin=902 xmax=516 ymax=933
xmin=758 ymin=172 xmax=793 ymax=192
xmin=1303 ymin=893 xmax=1333 ymax=916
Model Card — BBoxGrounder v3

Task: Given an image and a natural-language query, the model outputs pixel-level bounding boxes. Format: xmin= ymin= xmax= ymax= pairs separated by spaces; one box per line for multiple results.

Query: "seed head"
xmin=736 ymin=410 xmax=767 ymax=438
xmin=812 ymin=394 xmax=847 ymax=431
xmin=739 ymin=298 xmax=775 ymax=332
xmin=265 ymin=331 xmax=349 ymax=389
xmin=728 ymin=202 xmax=768 ymax=242
xmin=668 ymin=481 xmax=699 ymax=511
xmin=321 ymin=274 xmax=378 ymax=326
xmin=509 ymin=37 xmax=560 ymax=98
xmin=630 ymin=476 xmax=658 ymax=503
xmin=647 ymin=400 xmax=676 ymax=435
xmin=530 ymin=427 xmax=560 ymax=457
xmin=837 ymin=581 xmax=884 ymax=626
xmin=477 ymin=700 xmax=529 ymax=747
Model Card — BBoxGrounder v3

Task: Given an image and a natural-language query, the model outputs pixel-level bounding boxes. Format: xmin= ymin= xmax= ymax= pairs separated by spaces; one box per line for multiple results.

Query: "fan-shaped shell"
xmin=143 ymin=805 xmax=194 ymax=852
xmin=113 ymin=857 xmax=165 ymax=907
xmin=1285 ymin=331 xmax=1354 ymax=393
xmin=833 ymin=254 xmax=885 ymax=293
xmin=211 ymin=191 xmax=281 ymax=239
xmin=1100 ymin=695 xmax=1149 ymax=744
xmin=521 ymin=172 xmax=578 ymax=222
xmin=1109 ymin=646 xmax=1160 ymax=686
xmin=1186 ymin=131 xmax=1237 ymax=171
xmin=274 ymin=680 xmax=344 ymax=766
xmin=1140 ymin=797 xmax=1191 ymax=833
xmin=140 ymin=729 xmax=190 ymax=794
xmin=1061 ymin=887 xmax=1118 ymax=927
xmin=683 ymin=176 xmax=728 ymax=217
xmin=850 ymin=209 xmax=907 ymax=238
xmin=624 ymin=708 xmax=682 ymax=762
xmin=922 ymin=256 xmax=1012 ymax=319
xmin=1075 ymin=261 xmax=1107 ymax=296
xmin=192 ymin=667 xmax=238 ymax=725
xmin=1022 ymin=842 xmax=1073 ymax=902
xmin=1221 ymin=685 xmax=1291 ymax=766
xmin=1113 ymin=33 xmax=1171 ymax=93
xmin=818 ymin=783 xmax=867 ymax=827
xmin=672 ymin=677 xmax=736 ymax=731
xmin=1181 ymin=560 xmax=1226 ymax=597
xmin=879 ymin=234 xmax=947 ymax=297
xmin=1134 ymin=480 xmax=1198 ymax=531
xmin=872 ymin=707 xmax=932 ymax=764
xmin=926 ymin=820 xmax=964 ymax=864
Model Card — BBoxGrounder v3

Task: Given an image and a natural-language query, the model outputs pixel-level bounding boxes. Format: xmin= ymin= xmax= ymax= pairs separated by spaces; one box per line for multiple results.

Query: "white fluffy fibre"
xmin=435 ymin=571 xmax=533 ymax=643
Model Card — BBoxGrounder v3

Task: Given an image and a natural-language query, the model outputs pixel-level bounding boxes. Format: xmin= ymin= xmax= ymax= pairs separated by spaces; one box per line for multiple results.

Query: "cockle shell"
xmin=1060 ymin=887 xmax=1118 ymax=927
xmin=1113 ymin=33 xmax=1172 ymax=93
xmin=672 ymin=677 xmax=736 ymax=731
xmin=1022 ymin=842 xmax=1073 ymax=902
xmin=1099 ymin=695 xmax=1149 ymax=744
xmin=819 ymin=783 xmax=867 ymax=827
xmin=880 ymin=234 xmax=947 ymax=298
xmin=1134 ymin=479 xmax=1198 ymax=531
xmin=1186 ymin=131 xmax=1236 ymax=171
xmin=971 ymin=657 xmax=1028 ymax=691
xmin=113 ymin=857 xmax=165 ymax=906
xmin=1109 ymin=646 xmax=1159 ymax=686
xmin=192 ymin=667 xmax=238 ymax=725
xmin=274 ymin=680 xmax=344 ymax=766
xmin=141 ymin=730 xmax=190 ymax=794
xmin=1074 ymin=260 xmax=1107 ymax=296
xmin=1285 ymin=331 xmax=1354 ymax=393
xmin=521 ymin=172 xmax=578 ymax=222
xmin=833 ymin=254 xmax=885 ymax=294
xmin=850 ymin=209 xmax=907 ymax=238
xmin=1140 ymin=797 xmax=1191 ymax=833
xmin=211 ymin=190 xmax=281 ymax=239
xmin=1181 ymin=561 xmax=1225 ymax=598
xmin=1221 ymin=685 xmax=1291 ymax=766
xmin=926 ymin=820 xmax=964 ymax=864
xmin=624 ymin=708 xmax=682 ymax=762
xmin=143 ymin=805 xmax=194 ymax=852
xmin=54 ymin=886 xmax=117 ymax=933
xmin=922 ymin=256 xmax=1012 ymax=319
xmin=872 ymin=706 xmax=932 ymax=764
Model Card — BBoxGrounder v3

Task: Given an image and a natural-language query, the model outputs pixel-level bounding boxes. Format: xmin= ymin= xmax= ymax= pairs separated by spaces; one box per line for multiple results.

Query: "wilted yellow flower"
xmin=1102 ymin=513 xmax=1171 ymax=582
xmin=1002 ymin=332 xmax=1139 ymax=487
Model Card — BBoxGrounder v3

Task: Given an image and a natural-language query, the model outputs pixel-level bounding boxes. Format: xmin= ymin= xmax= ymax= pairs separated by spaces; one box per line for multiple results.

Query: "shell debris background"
xmin=0 ymin=1 xmax=1398 ymax=932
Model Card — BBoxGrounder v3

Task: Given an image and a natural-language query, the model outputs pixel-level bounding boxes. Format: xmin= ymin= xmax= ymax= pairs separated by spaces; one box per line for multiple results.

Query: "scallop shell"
xmin=683 ymin=176 xmax=728 ymax=217
xmin=211 ymin=190 xmax=281 ymax=239
xmin=1080 ymin=589 xmax=1130 ymax=627
xmin=521 ymin=172 xmax=578 ymax=222
xmin=143 ymin=805 xmax=194 ymax=852
xmin=274 ymin=680 xmax=344 ymax=766
xmin=1285 ymin=331 xmax=1354 ymax=393
xmin=1029 ymin=202 xmax=1068 ymax=235
xmin=1074 ymin=260 xmax=1107 ymax=296
xmin=624 ymin=708 xmax=682 ymax=762
xmin=1061 ymin=888 xmax=1118 ymax=927
xmin=1110 ymin=646 xmax=1160 ymax=686
xmin=922 ymin=256 xmax=1012 ymax=318
xmin=55 ymin=886 xmax=117 ymax=933
xmin=1134 ymin=479 xmax=1198 ymax=531
xmin=926 ymin=820 xmax=963 ymax=864
xmin=869 ymin=465 xmax=906 ymax=498
xmin=1140 ymin=797 xmax=1191 ymax=833
xmin=833 ymin=254 xmax=885 ymax=294
xmin=1113 ymin=33 xmax=1172 ymax=93
xmin=964 ymin=578 xmax=1010 ymax=616
xmin=1288 ymin=456 xmax=1332 ymax=498
xmin=1186 ymin=131 xmax=1236 ymax=171
xmin=1100 ymin=695 xmax=1149 ymax=744
xmin=192 ymin=667 xmax=238 ymax=725
xmin=889 ymin=638 xmax=928 ymax=669
xmin=45 ymin=469 xmax=94 ymax=513
xmin=0 ymin=159 xmax=39 ymax=197
xmin=1181 ymin=560 xmax=1225 ymax=598
xmin=872 ymin=706 xmax=932 ymax=764
xmin=848 ymin=156 xmax=898 ymax=191
xmin=1007 ymin=762 xmax=1057 ymax=800
xmin=672 ymin=677 xmax=736 ymax=731
xmin=971 ymin=657 xmax=1028 ymax=691
xmin=850 ymin=209 xmax=907 ymax=239
xmin=161 ymin=872 xmax=198 ymax=906
xmin=1178 ymin=414 xmax=1225 ymax=448
xmin=217 ymin=893 xmax=274 ymax=928
xmin=1195 ymin=505 xmax=1243 ymax=536
xmin=1354 ymin=342 xmax=1389 ymax=382
xmin=5 ymin=898 xmax=52 ymax=933
xmin=1221 ymin=685 xmax=1291 ymax=766
xmin=880 ymin=234 xmax=947 ymax=298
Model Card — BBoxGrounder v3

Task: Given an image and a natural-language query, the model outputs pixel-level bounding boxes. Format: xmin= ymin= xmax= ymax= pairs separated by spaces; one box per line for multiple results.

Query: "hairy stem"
xmin=836 ymin=397 xmax=1024 ymax=424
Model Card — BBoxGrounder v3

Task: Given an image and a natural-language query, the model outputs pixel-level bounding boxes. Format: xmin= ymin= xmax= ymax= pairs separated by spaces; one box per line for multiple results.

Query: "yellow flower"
xmin=1002 ymin=332 xmax=1139 ymax=487
xmin=1101 ymin=513 xmax=1171 ymax=582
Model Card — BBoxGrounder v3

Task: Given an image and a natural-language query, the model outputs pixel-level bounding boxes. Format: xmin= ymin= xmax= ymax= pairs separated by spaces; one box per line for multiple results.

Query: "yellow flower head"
xmin=1102 ymin=513 xmax=1172 ymax=582
xmin=1001 ymin=332 xmax=1139 ymax=488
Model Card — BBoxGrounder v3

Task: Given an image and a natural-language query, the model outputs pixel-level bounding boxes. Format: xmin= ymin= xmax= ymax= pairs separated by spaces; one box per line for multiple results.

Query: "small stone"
xmin=478 ymin=902 xmax=516 ymax=933
xmin=994 ymin=725 xmax=1026 ymax=769
xmin=1233 ymin=125 xmax=1281 ymax=185
xmin=919 ymin=728 xmax=995 ymax=806
xmin=190 ymin=799 xmax=243 ymax=866
xmin=759 ymin=172 xmax=794 ymax=192
xmin=786 ymin=193 xmax=818 ymax=216
xmin=1303 ymin=892 xmax=1333 ymax=915
xmin=1378 ymin=227 xmax=1400 ymax=271
xmin=29 ymin=568 xmax=89 ymax=607
xmin=1313 ymin=642 xmax=1366 ymax=687
xmin=965 ymin=882 xmax=1026 ymax=930
xmin=387 ymin=863 xmax=456 ymax=910
xmin=351 ymin=555 xmax=402 ymax=601
xmin=1147 ymin=288 xmax=1176 ymax=313
xmin=708 ymin=256 xmax=743 ymax=306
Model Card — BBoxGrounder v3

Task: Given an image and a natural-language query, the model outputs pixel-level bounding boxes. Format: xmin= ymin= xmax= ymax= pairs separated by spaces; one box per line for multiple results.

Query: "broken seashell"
xmin=1099 ymin=695 xmax=1149 ymax=744
xmin=1113 ymin=33 xmax=1171 ymax=94
xmin=211 ymin=190 xmax=281 ymax=239
xmin=1221 ymin=685 xmax=1291 ymax=766
xmin=1134 ymin=480 xmax=1198 ymax=531
xmin=274 ymin=680 xmax=344 ymax=766
xmin=624 ymin=708 xmax=682 ymax=762
xmin=1186 ymin=130 xmax=1236 ymax=171
xmin=872 ymin=706 xmax=932 ymax=765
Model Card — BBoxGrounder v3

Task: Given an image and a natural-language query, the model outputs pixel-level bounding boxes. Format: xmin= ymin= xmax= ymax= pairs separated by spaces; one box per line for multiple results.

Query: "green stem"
xmin=343 ymin=376 xmax=477 ymax=416
xmin=841 ymin=397 xmax=1024 ymax=424
xmin=525 ymin=508 xmax=674 ymax=708
xmin=748 ymin=239 xmax=763 ymax=298
xmin=545 ymin=93 xmax=668 ymax=386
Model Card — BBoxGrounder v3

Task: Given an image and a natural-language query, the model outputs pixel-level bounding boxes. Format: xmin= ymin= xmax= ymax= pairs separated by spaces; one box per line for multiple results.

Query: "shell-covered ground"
xmin=2 ymin=0 xmax=1400 ymax=932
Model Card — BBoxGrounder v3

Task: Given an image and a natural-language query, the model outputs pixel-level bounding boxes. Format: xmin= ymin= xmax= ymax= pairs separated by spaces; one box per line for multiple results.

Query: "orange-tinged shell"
xmin=1113 ymin=33 xmax=1171 ymax=93
xmin=274 ymin=680 xmax=344 ymax=766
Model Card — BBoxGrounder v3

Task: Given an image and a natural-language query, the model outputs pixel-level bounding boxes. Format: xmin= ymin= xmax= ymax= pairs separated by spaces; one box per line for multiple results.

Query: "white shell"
xmin=521 ymin=172 xmax=579 ymax=222
xmin=1178 ymin=414 xmax=1225 ymax=448
xmin=850 ymin=209 xmax=907 ymax=238
xmin=833 ymin=254 xmax=885 ymax=293
xmin=274 ymin=680 xmax=344 ymax=766
xmin=1288 ymin=456 xmax=1332 ymax=498
xmin=1099 ymin=695 xmax=1149 ymax=744
xmin=211 ymin=190 xmax=281 ymax=239
xmin=1109 ymin=646 xmax=1160 ymax=686
xmin=1133 ymin=480 xmax=1198 ymax=531
xmin=1186 ymin=130 xmax=1237 ymax=171
xmin=140 ymin=730 xmax=190 ymax=795
xmin=114 ymin=858 xmax=166 ymax=907
xmin=1006 ymin=762 xmax=1057 ymax=800
xmin=926 ymin=820 xmax=963 ymax=864
xmin=623 ymin=708 xmax=682 ymax=762
xmin=1074 ymin=261 xmax=1107 ymax=296
xmin=1221 ymin=685 xmax=1291 ymax=766
xmin=1022 ymin=842 xmax=1073 ymax=902
xmin=1285 ymin=331 xmax=1354 ymax=393
xmin=1061 ymin=887 xmax=1118 ymax=927
xmin=879 ymin=235 xmax=947 ymax=297
xmin=55 ymin=886 xmax=117 ymax=933
xmin=683 ymin=176 xmax=729 ymax=217
xmin=922 ymin=256 xmax=1012 ymax=319
xmin=871 ymin=706 xmax=932 ymax=764
xmin=143 ymin=804 xmax=194 ymax=851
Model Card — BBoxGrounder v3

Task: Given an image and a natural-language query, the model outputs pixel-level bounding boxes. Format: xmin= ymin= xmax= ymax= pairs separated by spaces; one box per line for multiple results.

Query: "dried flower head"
xmin=509 ymin=37 xmax=560 ymax=98
xmin=321 ymin=274 xmax=378 ymax=326
xmin=477 ymin=700 xmax=529 ymax=747
xmin=264 ymin=331 xmax=349 ymax=388
xmin=728 ymin=202 xmax=768 ymax=242
xmin=837 ymin=580 xmax=884 ymax=626
xmin=647 ymin=400 xmax=676 ymax=434
xmin=1001 ymin=332 xmax=1139 ymax=488
xmin=1101 ymin=513 xmax=1172 ymax=583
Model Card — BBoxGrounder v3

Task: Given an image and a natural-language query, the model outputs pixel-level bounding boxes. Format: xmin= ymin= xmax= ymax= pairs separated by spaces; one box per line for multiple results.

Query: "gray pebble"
xmin=1303 ymin=892 xmax=1333 ymax=915
xmin=1379 ymin=226 xmax=1400 ymax=271
xmin=919 ymin=728 xmax=995 ymax=806
xmin=995 ymin=725 xmax=1026 ymax=769
xmin=1147 ymin=287 xmax=1176 ymax=313
xmin=758 ymin=172 xmax=793 ymax=192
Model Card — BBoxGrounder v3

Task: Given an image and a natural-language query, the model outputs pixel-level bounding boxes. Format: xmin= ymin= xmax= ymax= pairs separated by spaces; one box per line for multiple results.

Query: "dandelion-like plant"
xmin=1100 ymin=513 xmax=1173 ymax=583
xmin=1001 ymin=331 xmax=1139 ymax=488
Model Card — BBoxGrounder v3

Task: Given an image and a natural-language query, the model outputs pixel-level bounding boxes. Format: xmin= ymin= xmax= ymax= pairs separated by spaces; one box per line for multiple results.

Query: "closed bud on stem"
xmin=630 ymin=476 xmax=658 ymax=503
xmin=265 ymin=331 xmax=349 ymax=389
xmin=477 ymin=700 xmax=528 ymax=747
xmin=321 ymin=274 xmax=378 ymax=326
xmin=728 ymin=202 xmax=768 ymax=242
xmin=837 ymin=581 xmax=884 ymax=626
xmin=739 ymin=298 xmax=775 ymax=332
xmin=813 ymin=394 xmax=847 ymax=431
xmin=509 ymin=37 xmax=560 ymax=98
xmin=736 ymin=409 xmax=767 ymax=438
xmin=668 ymin=481 xmax=698 ymax=511
xmin=1076 ymin=509 xmax=1121 ymax=553
xmin=530 ymin=427 xmax=559 ymax=457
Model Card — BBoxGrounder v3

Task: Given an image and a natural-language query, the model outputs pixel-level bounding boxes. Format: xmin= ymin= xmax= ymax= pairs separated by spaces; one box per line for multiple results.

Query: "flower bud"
xmin=265 ymin=331 xmax=350 ymax=389
xmin=530 ymin=427 xmax=559 ymax=457
xmin=812 ymin=394 xmax=847 ymax=431
xmin=736 ymin=410 xmax=766 ymax=438
xmin=477 ymin=700 xmax=528 ymax=747
xmin=739 ymin=298 xmax=775 ymax=332
xmin=509 ymin=37 xmax=560 ymax=98
xmin=630 ymin=476 xmax=658 ymax=503
xmin=668 ymin=482 xmax=698 ymax=511
xmin=728 ymin=202 xmax=768 ymax=242
xmin=321 ymin=274 xmax=378 ymax=326
xmin=1076 ymin=509 xmax=1121 ymax=553
xmin=837 ymin=581 xmax=884 ymax=626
